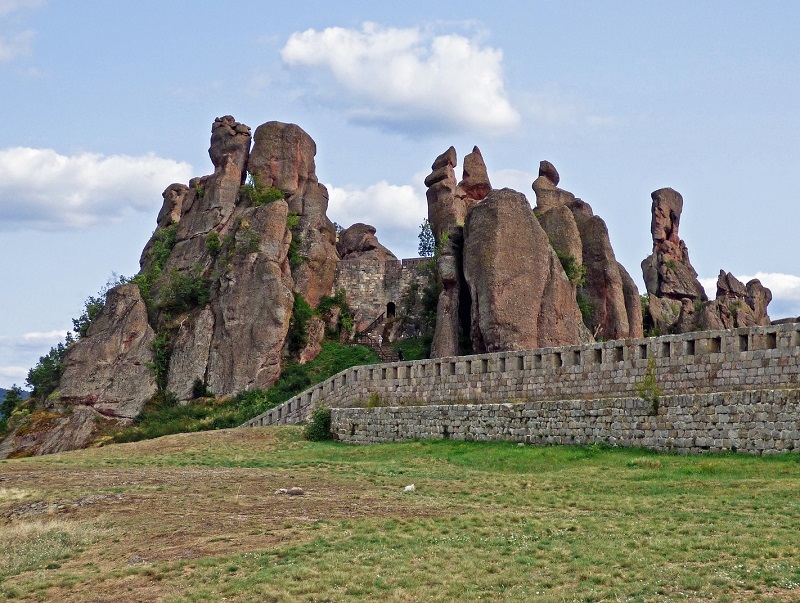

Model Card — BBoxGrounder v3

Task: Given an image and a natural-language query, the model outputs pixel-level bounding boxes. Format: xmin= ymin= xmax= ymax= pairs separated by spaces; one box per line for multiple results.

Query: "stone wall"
xmin=331 ymin=390 xmax=800 ymax=454
xmin=241 ymin=322 xmax=800 ymax=454
xmin=333 ymin=258 xmax=429 ymax=330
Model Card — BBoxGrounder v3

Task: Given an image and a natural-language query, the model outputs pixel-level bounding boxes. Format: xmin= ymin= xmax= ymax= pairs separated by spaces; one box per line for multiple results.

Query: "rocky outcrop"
xmin=424 ymin=147 xmax=462 ymax=241
xmin=463 ymin=188 xmax=585 ymax=352
xmin=57 ymin=284 xmax=157 ymax=419
xmin=51 ymin=117 xmax=305 ymax=407
xmin=0 ymin=406 xmax=108 ymax=459
xmin=687 ymin=271 xmax=772 ymax=331
xmin=641 ymin=188 xmax=706 ymax=302
xmin=456 ymin=146 xmax=491 ymax=214
xmin=426 ymin=147 xmax=492 ymax=357
xmin=532 ymin=160 xmax=575 ymax=212
xmin=640 ymin=188 xmax=771 ymax=334
xmin=425 ymin=147 xmax=462 ymax=358
xmin=336 ymin=223 xmax=397 ymax=262
xmin=206 ymin=200 xmax=294 ymax=392
xmin=248 ymin=121 xmax=338 ymax=308
xmin=533 ymin=161 xmax=642 ymax=340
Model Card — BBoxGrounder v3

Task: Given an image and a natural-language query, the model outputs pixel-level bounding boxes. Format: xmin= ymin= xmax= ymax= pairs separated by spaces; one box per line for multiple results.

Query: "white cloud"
xmin=0 ymin=366 xmax=28 ymax=385
xmin=0 ymin=28 xmax=33 ymax=61
xmin=0 ymin=329 xmax=66 ymax=388
xmin=0 ymin=329 xmax=66 ymax=350
xmin=327 ymin=179 xmax=428 ymax=259
xmin=0 ymin=148 xmax=193 ymax=230
xmin=700 ymin=272 xmax=800 ymax=319
xmin=0 ymin=0 xmax=43 ymax=17
xmin=281 ymin=22 xmax=520 ymax=134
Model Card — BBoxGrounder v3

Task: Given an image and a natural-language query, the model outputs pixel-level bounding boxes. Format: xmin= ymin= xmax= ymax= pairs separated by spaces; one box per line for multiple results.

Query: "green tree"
xmin=1 ymin=385 xmax=24 ymax=418
xmin=26 ymin=340 xmax=70 ymax=399
xmin=418 ymin=218 xmax=435 ymax=257
xmin=72 ymin=273 xmax=128 ymax=338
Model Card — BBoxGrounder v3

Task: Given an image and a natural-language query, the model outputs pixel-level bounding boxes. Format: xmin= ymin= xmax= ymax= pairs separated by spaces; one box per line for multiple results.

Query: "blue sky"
xmin=1 ymin=0 xmax=799 ymax=388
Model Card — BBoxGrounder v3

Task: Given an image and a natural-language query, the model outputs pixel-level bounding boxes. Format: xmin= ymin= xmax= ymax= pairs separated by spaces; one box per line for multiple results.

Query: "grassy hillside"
xmin=109 ymin=341 xmax=379 ymax=443
xmin=1 ymin=429 xmax=799 ymax=602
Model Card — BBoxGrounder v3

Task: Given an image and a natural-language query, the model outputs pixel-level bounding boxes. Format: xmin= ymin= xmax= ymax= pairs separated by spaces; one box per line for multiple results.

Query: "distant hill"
xmin=0 ymin=387 xmax=30 ymax=403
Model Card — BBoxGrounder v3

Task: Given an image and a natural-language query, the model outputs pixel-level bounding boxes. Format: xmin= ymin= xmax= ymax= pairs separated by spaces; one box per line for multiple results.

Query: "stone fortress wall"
xmin=333 ymin=257 xmax=430 ymax=331
xmin=242 ymin=322 xmax=800 ymax=454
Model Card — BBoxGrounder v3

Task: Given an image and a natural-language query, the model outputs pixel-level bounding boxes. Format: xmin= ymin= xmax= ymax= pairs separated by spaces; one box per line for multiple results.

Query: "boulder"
xmin=532 ymin=159 xmax=575 ymax=212
xmin=209 ymin=115 xmax=252 ymax=174
xmin=0 ymin=406 xmax=107 ymax=459
xmin=746 ymin=279 xmax=772 ymax=326
xmin=424 ymin=147 xmax=463 ymax=241
xmin=538 ymin=205 xmax=583 ymax=270
xmin=56 ymin=284 xmax=157 ymax=419
xmin=463 ymin=188 xmax=584 ymax=352
xmin=336 ymin=223 xmax=397 ymax=262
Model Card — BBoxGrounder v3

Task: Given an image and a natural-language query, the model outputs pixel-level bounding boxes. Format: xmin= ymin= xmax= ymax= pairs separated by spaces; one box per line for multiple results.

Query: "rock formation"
xmin=463 ymin=188 xmax=585 ymax=351
xmin=640 ymin=188 xmax=771 ymax=333
xmin=533 ymin=161 xmax=643 ymax=341
xmin=336 ymin=223 xmax=397 ymax=262
xmin=249 ymin=122 xmax=339 ymax=308
xmin=57 ymin=284 xmax=157 ymax=418
xmin=16 ymin=117 xmax=325 ymax=445
xmin=425 ymin=146 xmax=492 ymax=357
xmin=641 ymin=188 xmax=707 ymax=302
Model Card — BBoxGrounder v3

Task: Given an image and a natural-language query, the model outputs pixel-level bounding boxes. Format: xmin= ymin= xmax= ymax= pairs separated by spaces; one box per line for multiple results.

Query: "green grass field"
xmin=1 ymin=428 xmax=799 ymax=602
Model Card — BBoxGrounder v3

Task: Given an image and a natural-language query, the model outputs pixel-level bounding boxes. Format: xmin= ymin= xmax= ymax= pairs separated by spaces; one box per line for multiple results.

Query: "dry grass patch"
xmin=0 ymin=429 xmax=798 ymax=602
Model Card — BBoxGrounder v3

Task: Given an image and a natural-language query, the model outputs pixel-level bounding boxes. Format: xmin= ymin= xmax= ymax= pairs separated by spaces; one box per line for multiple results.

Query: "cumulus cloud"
xmin=326 ymin=179 xmax=428 ymax=259
xmin=0 ymin=148 xmax=193 ymax=230
xmin=281 ymin=22 xmax=520 ymax=134
xmin=700 ymin=272 xmax=800 ymax=318
xmin=0 ymin=28 xmax=33 ymax=61
xmin=0 ymin=329 xmax=66 ymax=388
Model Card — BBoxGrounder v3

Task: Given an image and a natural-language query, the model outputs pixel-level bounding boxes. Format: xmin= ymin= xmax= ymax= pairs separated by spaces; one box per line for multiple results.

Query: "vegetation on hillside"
xmin=111 ymin=341 xmax=379 ymax=443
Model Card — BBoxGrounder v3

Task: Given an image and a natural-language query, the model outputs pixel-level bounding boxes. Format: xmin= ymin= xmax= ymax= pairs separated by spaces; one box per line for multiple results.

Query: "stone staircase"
xmin=353 ymin=311 xmax=398 ymax=363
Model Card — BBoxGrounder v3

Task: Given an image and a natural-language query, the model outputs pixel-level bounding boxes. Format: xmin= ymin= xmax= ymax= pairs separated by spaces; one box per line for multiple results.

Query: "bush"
xmin=287 ymin=293 xmax=313 ymax=354
xmin=149 ymin=332 xmax=170 ymax=391
xmin=556 ymin=250 xmax=587 ymax=287
xmin=205 ymin=231 xmax=222 ymax=257
xmin=637 ymin=355 xmax=661 ymax=414
xmin=111 ymin=341 xmax=379 ymax=443
xmin=239 ymin=172 xmax=285 ymax=206
xmin=158 ymin=267 xmax=211 ymax=314
xmin=303 ymin=404 xmax=332 ymax=441
xmin=131 ymin=223 xmax=179 ymax=312
xmin=192 ymin=378 xmax=213 ymax=399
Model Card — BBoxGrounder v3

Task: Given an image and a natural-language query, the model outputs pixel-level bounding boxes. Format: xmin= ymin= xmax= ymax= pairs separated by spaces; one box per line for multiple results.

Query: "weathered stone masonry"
xmin=333 ymin=257 xmax=429 ymax=330
xmin=242 ymin=323 xmax=800 ymax=454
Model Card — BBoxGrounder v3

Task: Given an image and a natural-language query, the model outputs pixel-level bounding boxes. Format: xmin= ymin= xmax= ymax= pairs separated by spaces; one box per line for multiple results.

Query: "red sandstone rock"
xmin=247 ymin=121 xmax=338 ymax=308
xmin=57 ymin=284 xmax=157 ymax=419
xmin=336 ymin=223 xmax=397 ymax=262
xmin=463 ymin=188 xmax=584 ymax=352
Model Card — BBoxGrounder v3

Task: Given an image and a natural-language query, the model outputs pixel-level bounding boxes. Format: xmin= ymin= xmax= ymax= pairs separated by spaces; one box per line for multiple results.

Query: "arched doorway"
xmin=386 ymin=301 xmax=396 ymax=319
